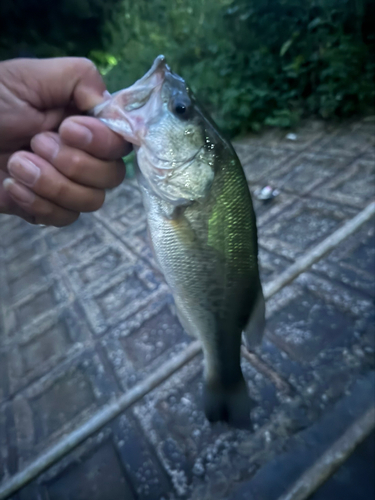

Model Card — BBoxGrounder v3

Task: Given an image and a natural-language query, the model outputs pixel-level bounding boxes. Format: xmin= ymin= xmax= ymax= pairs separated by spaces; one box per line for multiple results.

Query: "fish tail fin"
xmin=203 ymin=374 xmax=252 ymax=429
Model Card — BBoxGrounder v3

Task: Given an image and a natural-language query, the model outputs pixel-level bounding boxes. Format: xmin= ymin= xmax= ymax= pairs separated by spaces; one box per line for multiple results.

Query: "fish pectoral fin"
xmin=242 ymin=288 xmax=266 ymax=351
xmin=203 ymin=375 xmax=253 ymax=429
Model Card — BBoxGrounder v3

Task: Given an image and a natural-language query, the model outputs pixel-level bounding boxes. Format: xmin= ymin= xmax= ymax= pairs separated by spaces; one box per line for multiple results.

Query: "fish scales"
xmin=92 ymin=55 xmax=265 ymax=428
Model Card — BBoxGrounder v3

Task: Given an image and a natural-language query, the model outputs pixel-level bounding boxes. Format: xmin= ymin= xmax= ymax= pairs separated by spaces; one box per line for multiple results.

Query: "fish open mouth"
xmin=90 ymin=55 xmax=171 ymax=144
xmin=140 ymin=55 xmax=168 ymax=81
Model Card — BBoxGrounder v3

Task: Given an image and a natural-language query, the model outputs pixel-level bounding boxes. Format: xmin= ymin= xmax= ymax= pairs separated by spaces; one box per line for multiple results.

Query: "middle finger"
xmin=31 ymin=132 xmax=125 ymax=189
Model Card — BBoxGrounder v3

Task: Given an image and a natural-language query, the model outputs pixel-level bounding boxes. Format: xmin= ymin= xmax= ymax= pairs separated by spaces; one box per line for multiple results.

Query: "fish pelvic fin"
xmin=203 ymin=374 xmax=252 ymax=429
xmin=243 ymin=287 xmax=266 ymax=350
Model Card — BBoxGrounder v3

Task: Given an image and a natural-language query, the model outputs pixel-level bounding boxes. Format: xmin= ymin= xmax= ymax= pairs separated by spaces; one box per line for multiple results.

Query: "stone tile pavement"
xmin=0 ymin=119 xmax=374 ymax=500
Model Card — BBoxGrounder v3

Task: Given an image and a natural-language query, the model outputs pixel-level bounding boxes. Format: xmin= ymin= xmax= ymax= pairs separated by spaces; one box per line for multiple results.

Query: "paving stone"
xmin=57 ymin=231 xmax=105 ymax=265
xmin=250 ymin=188 xmax=299 ymax=225
xmin=0 ymin=119 xmax=374 ymax=500
xmin=237 ymin=146 xmax=296 ymax=185
xmin=256 ymin=338 xmax=309 ymax=394
xmin=271 ymin=152 xmax=352 ymax=196
xmin=2 ymin=279 xmax=72 ymax=346
xmin=45 ymin=439 xmax=136 ymax=500
xmin=258 ymin=247 xmax=293 ymax=284
xmin=229 ymin=372 xmax=375 ymax=500
xmin=0 ymin=404 xmax=7 ymax=483
xmin=2 ymin=403 xmax=20 ymax=478
xmin=4 ymin=303 xmax=92 ymax=399
xmin=99 ymin=179 xmax=143 ymax=222
xmin=0 ymin=352 xmax=8 ymax=403
xmin=265 ymin=272 xmax=373 ymax=363
xmin=0 ymin=214 xmax=22 ymax=234
xmin=131 ymin=354 xmax=282 ymax=499
xmin=235 ymin=120 xmax=326 ymax=152
xmin=66 ymin=242 xmax=137 ymax=293
xmin=0 ymin=226 xmax=48 ymax=263
xmin=308 ymin=430 xmax=375 ymax=500
xmin=16 ymin=409 xmax=174 ymax=500
xmin=259 ymin=198 xmax=357 ymax=260
xmin=3 ymin=236 xmax=49 ymax=273
xmin=102 ymin=297 xmax=191 ymax=390
xmin=78 ymin=262 xmax=166 ymax=336
xmin=96 ymin=210 xmax=157 ymax=270
xmin=93 ymin=271 xmax=147 ymax=317
xmin=3 ymin=348 xmax=119 ymax=471
xmin=315 ymin=121 xmax=375 ymax=158
xmin=30 ymin=368 xmax=95 ymax=443
xmin=258 ymin=265 xmax=374 ymax=412
xmin=312 ymin=219 xmax=375 ymax=298
xmin=0 ymin=222 xmax=40 ymax=248
xmin=46 ymin=216 xmax=95 ymax=250
xmin=313 ymin=156 xmax=375 ymax=209
xmin=112 ymin=413 xmax=173 ymax=499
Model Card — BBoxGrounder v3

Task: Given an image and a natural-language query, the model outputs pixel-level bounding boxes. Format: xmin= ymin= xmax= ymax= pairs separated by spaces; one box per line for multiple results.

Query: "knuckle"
xmin=79 ymin=58 xmax=100 ymax=85
xmin=85 ymin=190 xmax=105 ymax=212
xmin=65 ymin=153 xmax=83 ymax=179
xmin=35 ymin=201 xmax=53 ymax=218
xmin=51 ymin=179 xmax=67 ymax=201
xmin=81 ymin=58 xmax=97 ymax=74
xmin=72 ymin=57 xmax=97 ymax=77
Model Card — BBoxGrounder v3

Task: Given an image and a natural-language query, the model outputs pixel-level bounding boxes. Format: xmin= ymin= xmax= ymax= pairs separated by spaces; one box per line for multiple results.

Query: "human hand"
xmin=0 ymin=57 xmax=131 ymax=226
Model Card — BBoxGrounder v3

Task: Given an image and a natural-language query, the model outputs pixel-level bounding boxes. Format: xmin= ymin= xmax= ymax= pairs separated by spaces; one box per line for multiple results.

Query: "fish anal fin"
xmin=243 ymin=288 xmax=266 ymax=351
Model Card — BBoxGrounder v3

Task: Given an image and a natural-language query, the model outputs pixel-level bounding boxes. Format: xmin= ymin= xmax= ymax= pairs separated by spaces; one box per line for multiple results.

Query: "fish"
xmin=92 ymin=56 xmax=265 ymax=428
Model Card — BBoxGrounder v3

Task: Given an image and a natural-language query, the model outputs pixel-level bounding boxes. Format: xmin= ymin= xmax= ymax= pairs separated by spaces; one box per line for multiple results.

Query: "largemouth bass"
xmin=92 ymin=56 xmax=265 ymax=428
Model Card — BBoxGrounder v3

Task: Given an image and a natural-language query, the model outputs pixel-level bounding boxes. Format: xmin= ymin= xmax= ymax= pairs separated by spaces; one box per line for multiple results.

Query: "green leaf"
xmin=280 ymin=38 xmax=294 ymax=57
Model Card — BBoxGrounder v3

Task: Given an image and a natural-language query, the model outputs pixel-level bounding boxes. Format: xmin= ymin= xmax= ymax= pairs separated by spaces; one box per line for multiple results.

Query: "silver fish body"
xmin=92 ymin=56 xmax=265 ymax=428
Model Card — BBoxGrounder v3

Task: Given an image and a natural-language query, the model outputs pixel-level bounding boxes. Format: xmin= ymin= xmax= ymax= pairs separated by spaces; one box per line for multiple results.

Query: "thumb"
xmin=2 ymin=57 xmax=108 ymax=112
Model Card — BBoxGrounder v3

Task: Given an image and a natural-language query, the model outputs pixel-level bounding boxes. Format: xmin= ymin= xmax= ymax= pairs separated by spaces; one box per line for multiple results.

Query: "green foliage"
xmin=0 ymin=0 xmax=123 ymax=60
xmin=0 ymin=0 xmax=373 ymax=135
xmin=100 ymin=0 xmax=374 ymax=135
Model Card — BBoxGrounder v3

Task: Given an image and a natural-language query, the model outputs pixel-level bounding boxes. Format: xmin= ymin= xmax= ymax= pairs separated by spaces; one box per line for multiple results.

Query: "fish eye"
xmin=175 ymin=104 xmax=187 ymax=115
xmin=171 ymin=97 xmax=192 ymax=120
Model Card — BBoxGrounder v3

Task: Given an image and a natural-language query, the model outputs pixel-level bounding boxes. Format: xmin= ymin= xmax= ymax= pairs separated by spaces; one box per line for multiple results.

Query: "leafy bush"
xmin=0 ymin=0 xmax=123 ymax=60
xmin=99 ymin=0 xmax=374 ymax=135
xmin=0 ymin=0 xmax=373 ymax=135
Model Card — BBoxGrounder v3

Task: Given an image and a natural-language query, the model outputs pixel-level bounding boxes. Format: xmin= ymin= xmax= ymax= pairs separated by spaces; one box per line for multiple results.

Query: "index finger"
xmin=59 ymin=116 xmax=132 ymax=160
xmin=3 ymin=57 xmax=106 ymax=111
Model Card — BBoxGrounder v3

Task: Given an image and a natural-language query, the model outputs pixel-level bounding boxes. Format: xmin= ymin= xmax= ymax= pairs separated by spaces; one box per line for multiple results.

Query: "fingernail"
xmin=65 ymin=122 xmax=93 ymax=145
xmin=8 ymin=157 xmax=40 ymax=187
xmin=3 ymin=178 xmax=35 ymax=204
xmin=32 ymin=134 xmax=60 ymax=159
